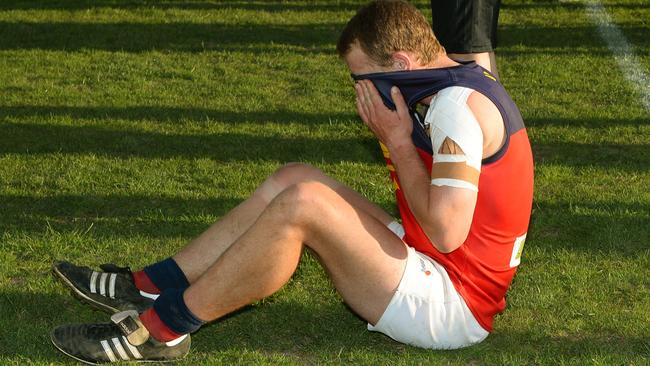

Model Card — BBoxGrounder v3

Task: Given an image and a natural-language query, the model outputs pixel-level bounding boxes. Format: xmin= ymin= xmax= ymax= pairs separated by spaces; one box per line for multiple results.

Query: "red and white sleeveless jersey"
xmin=381 ymin=63 xmax=534 ymax=331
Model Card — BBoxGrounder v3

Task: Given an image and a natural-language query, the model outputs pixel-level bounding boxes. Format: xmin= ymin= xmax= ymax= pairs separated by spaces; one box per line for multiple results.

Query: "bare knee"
xmin=273 ymin=163 xmax=325 ymax=187
xmin=275 ymin=181 xmax=333 ymax=225
xmin=254 ymin=163 xmax=327 ymax=203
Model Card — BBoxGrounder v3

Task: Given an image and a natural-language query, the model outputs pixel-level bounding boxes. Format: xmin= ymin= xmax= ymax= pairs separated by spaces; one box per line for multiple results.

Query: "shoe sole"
xmin=50 ymin=330 xmax=185 ymax=364
xmin=52 ymin=265 xmax=120 ymax=314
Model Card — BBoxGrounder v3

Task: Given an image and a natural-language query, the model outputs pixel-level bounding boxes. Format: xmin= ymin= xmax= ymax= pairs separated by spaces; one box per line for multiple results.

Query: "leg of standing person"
xmin=446 ymin=52 xmax=499 ymax=79
xmin=431 ymin=0 xmax=501 ymax=79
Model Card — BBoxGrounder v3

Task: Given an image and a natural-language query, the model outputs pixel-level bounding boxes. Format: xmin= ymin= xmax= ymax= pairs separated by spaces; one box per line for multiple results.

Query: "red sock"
xmin=139 ymin=308 xmax=182 ymax=342
xmin=132 ymin=270 xmax=160 ymax=294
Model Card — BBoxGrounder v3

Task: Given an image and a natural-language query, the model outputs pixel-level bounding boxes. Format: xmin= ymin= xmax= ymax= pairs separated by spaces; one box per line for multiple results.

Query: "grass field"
xmin=1 ymin=0 xmax=648 ymax=364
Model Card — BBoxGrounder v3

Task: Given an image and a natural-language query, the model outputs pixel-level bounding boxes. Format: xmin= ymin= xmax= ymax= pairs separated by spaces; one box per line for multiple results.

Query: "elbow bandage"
xmin=425 ymin=87 xmax=483 ymax=192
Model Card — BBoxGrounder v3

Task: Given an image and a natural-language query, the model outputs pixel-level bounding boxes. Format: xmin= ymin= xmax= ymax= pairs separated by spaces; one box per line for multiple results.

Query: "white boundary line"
xmin=585 ymin=0 xmax=650 ymax=113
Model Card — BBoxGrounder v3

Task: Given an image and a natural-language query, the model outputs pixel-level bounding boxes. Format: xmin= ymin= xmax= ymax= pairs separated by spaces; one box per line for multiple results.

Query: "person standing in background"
xmin=431 ymin=0 xmax=501 ymax=79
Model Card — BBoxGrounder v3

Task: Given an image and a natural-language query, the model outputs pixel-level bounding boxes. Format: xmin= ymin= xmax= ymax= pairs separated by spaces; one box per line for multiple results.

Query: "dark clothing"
xmin=431 ymin=0 xmax=501 ymax=53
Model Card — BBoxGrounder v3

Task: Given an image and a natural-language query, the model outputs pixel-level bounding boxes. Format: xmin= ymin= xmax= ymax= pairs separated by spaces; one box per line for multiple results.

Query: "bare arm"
xmin=385 ymin=140 xmax=477 ymax=253
xmin=355 ymin=81 xmax=480 ymax=253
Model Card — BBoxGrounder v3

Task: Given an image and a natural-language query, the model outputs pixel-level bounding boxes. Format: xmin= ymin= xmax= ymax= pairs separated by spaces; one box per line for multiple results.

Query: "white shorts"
xmin=368 ymin=246 xmax=489 ymax=349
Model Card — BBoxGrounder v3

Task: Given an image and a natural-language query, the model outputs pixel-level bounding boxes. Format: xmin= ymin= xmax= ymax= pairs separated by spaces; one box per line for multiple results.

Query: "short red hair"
xmin=337 ymin=0 xmax=445 ymax=66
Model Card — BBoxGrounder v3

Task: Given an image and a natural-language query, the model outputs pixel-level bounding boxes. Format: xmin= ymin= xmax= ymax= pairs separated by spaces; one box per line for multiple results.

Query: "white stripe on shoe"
xmin=166 ymin=334 xmax=188 ymax=347
xmin=139 ymin=290 xmax=160 ymax=300
xmin=108 ymin=274 xmax=117 ymax=299
xmin=99 ymin=273 xmax=108 ymax=296
xmin=100 ymin=340 xmax=118 ymax=362
xmin=122 ymin=336 xmax=143 ymax=359
xmin=111 ymin=337 xmax=130 ymax=361
xmin=90 ymin=271 xmax=99 ymax=294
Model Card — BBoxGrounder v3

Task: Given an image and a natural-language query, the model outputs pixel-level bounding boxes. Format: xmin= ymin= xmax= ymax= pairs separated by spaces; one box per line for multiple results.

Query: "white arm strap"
xmin=425 ymin=87 xmax=483 ymax=192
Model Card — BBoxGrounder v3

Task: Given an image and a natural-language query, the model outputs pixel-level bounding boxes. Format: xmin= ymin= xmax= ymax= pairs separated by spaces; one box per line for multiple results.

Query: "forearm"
xmin=387 ymin=139 xmax=472 ymax=253
xmin=353 ymin=80 xmax=473 ymax=253
xmin=385 ymin=139 xmax=436 ymax=239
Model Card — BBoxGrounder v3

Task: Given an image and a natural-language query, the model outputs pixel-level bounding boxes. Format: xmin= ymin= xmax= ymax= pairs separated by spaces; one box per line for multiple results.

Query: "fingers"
xmin=391 ymin=86 xmax=411 ymax=121
xmin=356 ymin=81 xmax=376 ymax=122
xmin=354 ymin=83 xmax=370 ymax=122
xmin=353 ymin=80 xmax=412 ymax=144
xmin=363 ymin=80 xmax=383 ymax=107
xmin=361 ymin=81 xmax=377 ymax=121
xmin=355 ymin=80 xmax=407 ymax=127
xmin=354 ymin=84 xmax=369 ymax=123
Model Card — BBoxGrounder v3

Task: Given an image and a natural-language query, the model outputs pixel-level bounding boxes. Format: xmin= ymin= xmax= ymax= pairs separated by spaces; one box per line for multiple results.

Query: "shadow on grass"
xmin=3 ymin=120 xmax=648 ymax=171
xmin=3 ymin=0 xmax=647 ymax=12
xmin=0 ymin=192 xmax=396 ymax=240
xmin=0 ymin=0 xmax=366 ymax=12
xmin=526 ymin=116 xmax=650 ymax=128
xmin=0 ymin=289 xmax=109 ymax=362
xmin=13 ymin=107 xmax=648 ymax=129
xmin=502 ymin=0 xmax=650 ymax=11
xmin=193 ymin=299 xmax=396 ymax=358
xmin=528 ymin=201 xmax=649 ymax=255
xmin=0 ymin=194 xmax=242 ymax=239
xmin=486 ymin=329 xmax=650 ymax=361
xmin=0 ymin=121 xmax=380 ymax=164
xmin=0 ymin=21 xmax=340 ymax=53
xmin=1 ymin=191 xmax=646 ymax=257
xmin=0 ymin=105 xmax=357 ymax=125
xmin=0 ymin=287 xmax=398 ymax=363
xmin=499 ymin=24 xmax=650 ymax=57
xmin=498 ymin=25 xmax=607 ymax=52
xmin=2 ymin=21 xmax=647 ymax=56
xmin=531 ymin=141 xmax=649 ymax=172
xmin=2 ymin=288 xmax=648 ymax=363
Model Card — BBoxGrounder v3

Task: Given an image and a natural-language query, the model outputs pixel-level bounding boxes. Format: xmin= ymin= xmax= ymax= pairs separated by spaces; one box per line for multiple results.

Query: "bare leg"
xmin=448 ymin=51 xmax=499 ymax=79
xmin=173 ymin=163 xmax=396 ymax=283
xmin=184 ymin=181 xmax=407 ymax=325
xmin=488 ymin=52 xmax=499 ymax=79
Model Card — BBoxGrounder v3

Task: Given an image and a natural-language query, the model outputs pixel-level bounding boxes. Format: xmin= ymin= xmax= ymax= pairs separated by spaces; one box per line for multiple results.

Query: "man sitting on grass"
xmin=50 ymin=0 xmax=533 ymax=362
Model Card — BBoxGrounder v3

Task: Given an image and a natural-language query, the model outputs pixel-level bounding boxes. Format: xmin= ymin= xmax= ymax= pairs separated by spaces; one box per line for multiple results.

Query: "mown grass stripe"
xmin=585 ymin=0 xmax=650 ymax=112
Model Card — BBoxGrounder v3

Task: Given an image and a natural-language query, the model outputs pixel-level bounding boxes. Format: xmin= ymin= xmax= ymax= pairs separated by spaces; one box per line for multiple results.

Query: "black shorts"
xmin=431 ymin=0 xmax=501 ymax=54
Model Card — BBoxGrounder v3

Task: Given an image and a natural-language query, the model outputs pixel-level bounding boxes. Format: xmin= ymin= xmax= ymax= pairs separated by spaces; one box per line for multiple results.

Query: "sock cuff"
xmin=143 ymin=258 xmax=190 ymax=291
xmin=132 ymin=270 xmax=160 ymax=294
xmin=153 ymin=288 xmax=204 ymax=335
xmin=139 ymin=307 xmax=182 ymax=342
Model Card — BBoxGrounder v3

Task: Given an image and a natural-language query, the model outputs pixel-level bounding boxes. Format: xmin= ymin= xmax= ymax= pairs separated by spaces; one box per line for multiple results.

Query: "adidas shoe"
xmin=51 ymin=310 xmax=190 ymax=364
xmin=53 ymin=261 xmax=155 ymax=314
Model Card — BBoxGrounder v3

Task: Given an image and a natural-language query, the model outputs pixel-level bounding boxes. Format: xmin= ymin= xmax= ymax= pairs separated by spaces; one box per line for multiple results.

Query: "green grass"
xmin=1 ymin=0 xmax=649 ymax=364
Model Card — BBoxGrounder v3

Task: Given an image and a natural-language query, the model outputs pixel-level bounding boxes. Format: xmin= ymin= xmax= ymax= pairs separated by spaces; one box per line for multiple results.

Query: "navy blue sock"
xmin=152 ymin=288 xmax=205 ymax=335
xmin=143 ymin=258 xmax=190 ymax=291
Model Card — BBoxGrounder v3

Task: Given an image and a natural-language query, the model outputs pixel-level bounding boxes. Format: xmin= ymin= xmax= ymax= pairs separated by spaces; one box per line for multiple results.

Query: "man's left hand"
xmin=354 ymin=80 xmax=413 ymax=150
